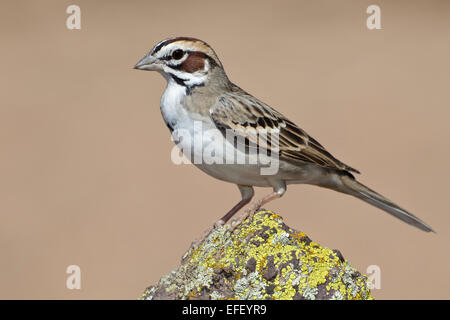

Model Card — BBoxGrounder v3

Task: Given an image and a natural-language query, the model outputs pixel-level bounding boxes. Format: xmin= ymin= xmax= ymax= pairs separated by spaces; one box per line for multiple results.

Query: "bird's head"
xmin=134 ymin=37 xmax=227 ymax=89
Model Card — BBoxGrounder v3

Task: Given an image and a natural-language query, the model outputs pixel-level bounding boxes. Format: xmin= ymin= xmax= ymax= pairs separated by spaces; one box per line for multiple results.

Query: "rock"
xmin=140 ymin=209 xmax=373 ymax=300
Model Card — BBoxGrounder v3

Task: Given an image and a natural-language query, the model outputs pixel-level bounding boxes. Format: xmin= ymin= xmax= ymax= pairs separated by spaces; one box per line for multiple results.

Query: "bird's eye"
xmin=172 ymin=49 xmax=184 ymax=60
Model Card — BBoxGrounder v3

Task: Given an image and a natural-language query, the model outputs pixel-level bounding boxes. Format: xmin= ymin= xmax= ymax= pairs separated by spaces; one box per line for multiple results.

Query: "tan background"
xmin=1 ymin=0 xmax=449 ymax=299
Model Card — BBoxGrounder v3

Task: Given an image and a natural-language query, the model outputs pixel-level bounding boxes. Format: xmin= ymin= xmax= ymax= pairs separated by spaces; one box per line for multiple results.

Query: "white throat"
xmin=160 ymin=76 xmax=189 ymax=131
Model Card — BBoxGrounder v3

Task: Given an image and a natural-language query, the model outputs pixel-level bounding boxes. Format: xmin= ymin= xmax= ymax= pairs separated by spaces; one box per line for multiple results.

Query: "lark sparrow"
xmin=134 ymin=37 xmax=434 ymax=234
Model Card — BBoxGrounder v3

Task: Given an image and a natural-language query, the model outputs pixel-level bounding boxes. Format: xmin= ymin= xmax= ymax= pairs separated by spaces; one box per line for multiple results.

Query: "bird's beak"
xmin=134 ymin=54 xmax=158 ymax=71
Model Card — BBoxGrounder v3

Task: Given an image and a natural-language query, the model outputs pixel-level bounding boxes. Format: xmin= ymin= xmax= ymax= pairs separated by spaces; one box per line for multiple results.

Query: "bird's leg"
xmin=217 ymin=186 xmax=255 ymax=225
xmin=230 ymin=183 xmax=286 ymax=232
xmin=189 ymin=185 xmax=254 ymax=250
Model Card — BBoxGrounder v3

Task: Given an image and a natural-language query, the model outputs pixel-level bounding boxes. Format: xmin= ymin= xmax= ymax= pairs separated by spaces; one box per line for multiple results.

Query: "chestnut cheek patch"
xmin=181 ymin=52 xmax=206 ymax=73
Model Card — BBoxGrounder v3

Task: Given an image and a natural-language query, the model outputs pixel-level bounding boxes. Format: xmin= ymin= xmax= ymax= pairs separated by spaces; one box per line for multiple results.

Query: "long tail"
xmin=339 ymin=174 xmax=434 ymax=232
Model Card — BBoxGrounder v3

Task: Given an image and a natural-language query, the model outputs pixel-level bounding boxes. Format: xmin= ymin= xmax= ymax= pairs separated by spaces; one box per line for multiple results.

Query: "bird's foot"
xmin=229 ymin=199 xmax=262 ymax=232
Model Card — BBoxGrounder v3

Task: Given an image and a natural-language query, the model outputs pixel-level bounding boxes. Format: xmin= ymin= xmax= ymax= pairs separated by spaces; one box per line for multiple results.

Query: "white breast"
xmin=160 ymin=78 xmax=210 ymax=162
xmin=160 ymin=78 xmax=189 ymax=130
xmin=159 ymin=78 xmax=275 ymax=187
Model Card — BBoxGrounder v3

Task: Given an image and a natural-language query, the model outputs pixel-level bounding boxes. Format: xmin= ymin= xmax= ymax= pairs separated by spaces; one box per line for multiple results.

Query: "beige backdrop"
xmin=1 ymin=0 xmax=449 ymax=299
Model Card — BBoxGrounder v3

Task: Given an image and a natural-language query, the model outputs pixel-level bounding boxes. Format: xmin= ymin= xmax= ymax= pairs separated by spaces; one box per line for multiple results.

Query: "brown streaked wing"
xmin=210 ymin=89 xmax=360 ymax=174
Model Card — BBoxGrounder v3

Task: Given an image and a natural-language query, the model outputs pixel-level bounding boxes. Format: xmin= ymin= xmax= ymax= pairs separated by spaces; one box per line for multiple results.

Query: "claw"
xmin=229 ymin=202 xmax=262 ymax=232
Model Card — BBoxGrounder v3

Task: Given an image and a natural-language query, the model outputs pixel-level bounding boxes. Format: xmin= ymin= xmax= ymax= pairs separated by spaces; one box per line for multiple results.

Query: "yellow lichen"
xmin=142 ymin=210 xmax=372 ymax=300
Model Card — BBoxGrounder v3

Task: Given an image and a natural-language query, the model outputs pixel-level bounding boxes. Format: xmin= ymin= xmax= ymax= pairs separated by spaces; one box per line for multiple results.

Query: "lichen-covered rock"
xmin=140 ymin=210 xmax=373 ymax=300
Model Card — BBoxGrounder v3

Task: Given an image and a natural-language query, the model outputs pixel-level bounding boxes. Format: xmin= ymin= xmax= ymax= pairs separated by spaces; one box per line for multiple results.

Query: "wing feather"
xmin=210 ymin=89 xmax=360 ymax=174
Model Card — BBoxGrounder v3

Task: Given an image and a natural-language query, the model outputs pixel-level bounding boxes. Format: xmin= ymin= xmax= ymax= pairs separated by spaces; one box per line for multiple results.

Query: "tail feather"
xmin=339 ymin=175 xmax=434 ymax=233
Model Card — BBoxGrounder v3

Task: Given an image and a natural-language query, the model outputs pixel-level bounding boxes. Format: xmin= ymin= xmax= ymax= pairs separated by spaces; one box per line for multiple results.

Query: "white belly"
xmin=160 ymin=79 xmax=323 ymax=188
